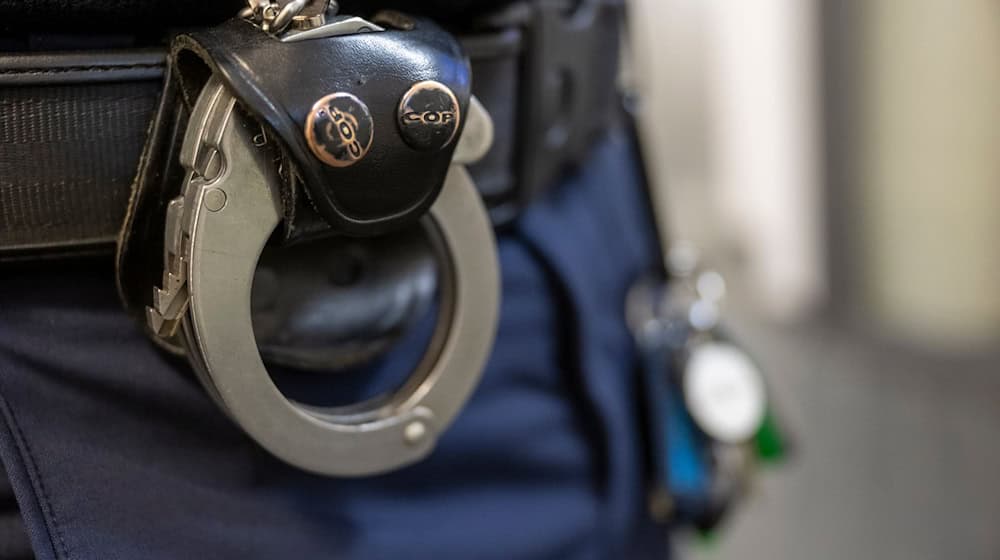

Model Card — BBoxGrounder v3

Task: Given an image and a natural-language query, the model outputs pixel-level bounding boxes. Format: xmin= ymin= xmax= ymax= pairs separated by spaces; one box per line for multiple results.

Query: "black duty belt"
xmin=0 ymin=1 xmax=627 ymax=476
xmin=0 ymin=0 xmax=623 ymax=260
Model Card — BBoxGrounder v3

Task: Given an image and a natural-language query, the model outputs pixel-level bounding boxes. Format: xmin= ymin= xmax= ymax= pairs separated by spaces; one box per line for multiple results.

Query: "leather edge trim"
xmin=0 ymin=49 xmax=166 ymax=86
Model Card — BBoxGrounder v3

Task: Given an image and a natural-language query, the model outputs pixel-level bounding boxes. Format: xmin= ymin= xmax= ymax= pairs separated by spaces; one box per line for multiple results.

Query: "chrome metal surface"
xmin=280 ymin=15 xmax=384 ymax=42
xmin=242 ymin=0 xmax=360 ymax=37
xmin=269 ymin=0 xmax=308 ymax=33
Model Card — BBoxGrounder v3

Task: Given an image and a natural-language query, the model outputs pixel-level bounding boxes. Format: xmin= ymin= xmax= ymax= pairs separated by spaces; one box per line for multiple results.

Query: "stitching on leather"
xmin=0 ymin=63 xmax=164 ymax=76
xmin=0 ymin=385 xmax=71 ymax=560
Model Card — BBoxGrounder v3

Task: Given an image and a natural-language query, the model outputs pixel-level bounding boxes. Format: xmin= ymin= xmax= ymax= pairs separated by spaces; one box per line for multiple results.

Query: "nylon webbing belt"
xmin=0 ymin=51 xmax=164 ymax=256
xmin=0 ymin=1 xmax=622 ymax=260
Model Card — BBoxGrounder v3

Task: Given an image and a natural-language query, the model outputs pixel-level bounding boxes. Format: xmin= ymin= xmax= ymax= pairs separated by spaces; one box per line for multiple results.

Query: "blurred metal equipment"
xmin=628 ymin=244 xmax=786 ymax=532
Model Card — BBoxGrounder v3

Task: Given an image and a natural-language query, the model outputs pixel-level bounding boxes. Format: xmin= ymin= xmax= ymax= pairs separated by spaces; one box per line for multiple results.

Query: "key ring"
xmin=149 ymin=77 xmax=499 ymax=476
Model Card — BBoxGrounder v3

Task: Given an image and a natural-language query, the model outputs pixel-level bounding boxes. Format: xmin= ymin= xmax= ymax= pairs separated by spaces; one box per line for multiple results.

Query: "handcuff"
xmin=132 ymin=2 xmax=501 ymax=476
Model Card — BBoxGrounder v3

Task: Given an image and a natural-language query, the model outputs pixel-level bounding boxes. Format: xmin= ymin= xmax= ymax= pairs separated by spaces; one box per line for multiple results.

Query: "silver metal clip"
xmin=239 ymin=0 xmax=385 ymax=40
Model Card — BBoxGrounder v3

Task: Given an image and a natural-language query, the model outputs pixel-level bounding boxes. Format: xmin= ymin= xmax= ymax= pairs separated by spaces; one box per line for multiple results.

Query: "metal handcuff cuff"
xmin=143 ymin=3 xmax=500 ymax=476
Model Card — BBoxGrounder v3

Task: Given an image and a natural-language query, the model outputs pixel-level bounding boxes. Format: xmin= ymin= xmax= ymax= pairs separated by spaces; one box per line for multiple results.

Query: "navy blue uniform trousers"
xmin=0 ymin=126 xmax=666 ymax=559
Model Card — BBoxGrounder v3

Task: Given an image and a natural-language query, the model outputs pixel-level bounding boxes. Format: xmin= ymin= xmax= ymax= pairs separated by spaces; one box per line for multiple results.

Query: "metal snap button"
xmin=397 ymin=80 xmax=461 ymax=152
xmin=305 ymin=92 xmax=374 ymax=167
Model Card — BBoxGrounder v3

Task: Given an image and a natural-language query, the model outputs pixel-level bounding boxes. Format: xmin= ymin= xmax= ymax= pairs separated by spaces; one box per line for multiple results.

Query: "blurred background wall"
xmin=854 ymin=0 xmax=1000 ymax=350
xmin=627 ymin=0 xmax=1000 ymax=558
xmin=629 ymin=0 xmax=1000 ymax=349
xmin=629 ymin=0 xmax=827 ymax=323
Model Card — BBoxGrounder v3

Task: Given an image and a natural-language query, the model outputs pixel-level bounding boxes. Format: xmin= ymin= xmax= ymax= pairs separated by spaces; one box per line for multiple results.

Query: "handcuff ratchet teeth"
xmin=147 ymin=73 xmax=500 ymax=476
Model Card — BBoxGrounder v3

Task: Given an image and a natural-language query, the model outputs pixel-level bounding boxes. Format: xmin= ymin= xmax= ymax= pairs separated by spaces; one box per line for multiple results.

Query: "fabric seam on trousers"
xmin=0 ymin=373 xmax=67 ymax=560
xmin=510 ymin=226 xmax=613 ymax=558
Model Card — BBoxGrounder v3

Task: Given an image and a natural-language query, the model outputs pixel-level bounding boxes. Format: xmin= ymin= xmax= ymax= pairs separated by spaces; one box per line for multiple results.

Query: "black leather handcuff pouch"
xmin=116 ymin=14 xmax=472 ymax=363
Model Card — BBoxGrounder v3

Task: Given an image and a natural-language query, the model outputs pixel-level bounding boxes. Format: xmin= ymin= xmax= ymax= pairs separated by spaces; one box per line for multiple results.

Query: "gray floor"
xmin=681 ymin=319 xmax=1000 ymax=560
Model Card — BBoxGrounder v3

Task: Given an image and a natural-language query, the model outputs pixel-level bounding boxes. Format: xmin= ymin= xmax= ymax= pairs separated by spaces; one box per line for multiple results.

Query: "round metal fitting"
xmin=683 ymin=342 xmax=767 ymax=444
xmin=164 ymin=79 xmax=499 ymax=476
xmin=305 ymin=92 xmax=374 ymax=167
xmin=397 ymin=80 xmax=461 ymax=152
